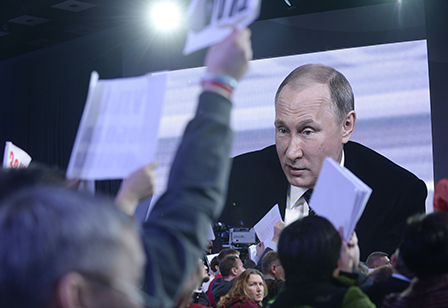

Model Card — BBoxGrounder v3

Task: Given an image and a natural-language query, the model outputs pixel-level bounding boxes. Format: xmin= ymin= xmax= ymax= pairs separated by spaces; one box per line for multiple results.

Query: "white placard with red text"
xmin=3 ymin=141 xmax=32 ymax=169
xmin=66 ymin=71 xmax=167 ymax=180
xmin=183 ymin=0 xmax=261 ymax=55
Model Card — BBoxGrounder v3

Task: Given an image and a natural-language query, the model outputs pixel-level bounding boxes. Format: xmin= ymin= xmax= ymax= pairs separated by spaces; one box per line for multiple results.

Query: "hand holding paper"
xmin=115 ymin=162 xmax=157 ymax=216
xmin=272 ymin=221 xmax=285 ymax=243
xmin=184 ymin=0 xmax=260 ymax=54
xmin=338 ymin=229 xmax=360 ymax=273
xmin=205 ymin=28 xmax=252 ymax=81
xmin=253 ymin=204 xmax=282 ymax=245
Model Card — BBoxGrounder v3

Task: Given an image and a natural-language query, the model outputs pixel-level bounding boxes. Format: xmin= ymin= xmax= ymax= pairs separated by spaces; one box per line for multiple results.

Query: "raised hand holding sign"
xmin=184 ymin=0 xmax=260 ymax=54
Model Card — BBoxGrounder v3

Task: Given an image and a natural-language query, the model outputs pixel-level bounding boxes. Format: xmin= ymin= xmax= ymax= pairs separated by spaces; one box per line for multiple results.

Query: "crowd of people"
xmin=1 ymin=27 xmax=447 ymax=308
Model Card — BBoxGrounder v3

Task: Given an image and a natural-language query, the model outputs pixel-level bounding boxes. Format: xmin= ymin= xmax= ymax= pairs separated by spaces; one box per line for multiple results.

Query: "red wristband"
xmin=201 ymin=80 xmax=233 ymax=95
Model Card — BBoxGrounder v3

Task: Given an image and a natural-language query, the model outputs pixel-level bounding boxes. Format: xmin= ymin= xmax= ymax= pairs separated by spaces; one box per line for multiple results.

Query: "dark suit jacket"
xmin=364 ymin=275 xmax=410 ymax=308
xmin=218 ymin=142 xmax=427 ymax=261
xmin=268 ymin=278 xmax=374 ymax=308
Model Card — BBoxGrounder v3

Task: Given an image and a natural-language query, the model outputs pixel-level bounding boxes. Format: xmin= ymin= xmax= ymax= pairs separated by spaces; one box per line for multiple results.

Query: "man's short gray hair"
xmin=0 ymin=185 xmax=137 ymax=308
xmin=275 ymin=63 xmax=354 ymax=123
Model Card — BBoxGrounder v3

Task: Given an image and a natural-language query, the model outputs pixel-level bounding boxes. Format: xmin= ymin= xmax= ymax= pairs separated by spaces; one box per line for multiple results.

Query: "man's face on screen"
xmin=274 ymin=83 xmax=348 ymax=189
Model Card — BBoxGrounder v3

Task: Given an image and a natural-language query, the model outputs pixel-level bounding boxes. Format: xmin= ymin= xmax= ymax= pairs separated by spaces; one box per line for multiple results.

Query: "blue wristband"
xmin=202 ymin=74 xmax=238 ymax=89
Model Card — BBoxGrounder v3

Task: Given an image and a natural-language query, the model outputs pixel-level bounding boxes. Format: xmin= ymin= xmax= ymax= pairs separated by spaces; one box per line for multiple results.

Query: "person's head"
xmin=0 ymin=186 xmax=147 ymax=308
xmin=219 ymin=269 xmax=267 ymax=307
xmin=220 ymin=255 xmax=245 ymax=280
xmin=391 ymin=249 xmax=414 ymax=280
xmin=209 ymin=256 xmax=220 ymax=276
xmin=217 ymin=248 xmax=240 ymax=263
xmin=261 ymin=251 xmax=285 ymax=280
xmin=434 ymin=178 xmax=448 ymax=212
xmin=274 ymin=64 xmax=356 ymax=188
xmin=357 ymin=262 xmax=369 ymax=275
xmin=278 ymin=216 xmax=341 ymax=283
xmin=201 ymin=259 xmax=210 ymax=283
xmin=366 ymin=251 xmax=391 ymax=269
xmin=368 ymin=265 xmax=393 ymax=282
xmin=400 ymin=211 xmax=448 ymax=278
xmin=0 ymin=164 xmax=67 ymax=202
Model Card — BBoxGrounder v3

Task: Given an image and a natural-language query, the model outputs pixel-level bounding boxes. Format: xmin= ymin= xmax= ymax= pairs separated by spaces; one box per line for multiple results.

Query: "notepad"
xmin=309 ymin=157 xmax=372 ymax=242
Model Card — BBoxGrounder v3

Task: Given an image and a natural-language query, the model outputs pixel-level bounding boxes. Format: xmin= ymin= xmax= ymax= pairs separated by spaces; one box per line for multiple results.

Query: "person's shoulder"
xmin=227 ymin=297 xmax=259 ymax=308
xmin=232 ymin=145 xmax=277 ymax=162
xmin=211 ymin=277 xmax=226 ymax=291
xmin=344 ymin=141 xmax=422 ymax=182
xmin=342 ymin=286 xmax=376 ymax=308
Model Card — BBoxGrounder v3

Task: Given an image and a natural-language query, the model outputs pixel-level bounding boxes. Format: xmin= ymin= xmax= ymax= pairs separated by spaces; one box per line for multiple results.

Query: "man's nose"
xmin=286 ymin=135 xmax=303 ymax=160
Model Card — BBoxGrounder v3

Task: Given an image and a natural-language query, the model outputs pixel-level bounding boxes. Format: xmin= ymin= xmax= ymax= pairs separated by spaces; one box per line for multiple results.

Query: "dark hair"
xmin=400 ymin=211 xmax=448 ymax=277
xmin=261 ymin=251 xmax=280 ymax=276
xmin=275 ymin=63 xmax=354 ymax=123
xmin=220 ymin=255 xmax=240 ymax=278
xmin=0 ymin=185 xmax=136 ymax=308
xmin=0 ymin=164 xmax=66 ymax=202
xmin=210 ymin=256 xmax=220 ymax=273
xmin=393 ymin=249 xmax=414 ymax=280
xmin=217 ymin=248 xmax=240 ymax=262
xmin=278 ymin=216 xmax=341 ymax=283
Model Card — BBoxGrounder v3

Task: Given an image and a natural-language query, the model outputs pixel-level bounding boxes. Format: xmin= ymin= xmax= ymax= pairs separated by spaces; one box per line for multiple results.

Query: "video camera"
xmin=213 ymin=222 xmax=257 ymax=261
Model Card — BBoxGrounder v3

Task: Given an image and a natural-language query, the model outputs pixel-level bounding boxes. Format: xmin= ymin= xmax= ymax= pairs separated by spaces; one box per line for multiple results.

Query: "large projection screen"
xmin=149 ymin=39 xmax=433 ymax=214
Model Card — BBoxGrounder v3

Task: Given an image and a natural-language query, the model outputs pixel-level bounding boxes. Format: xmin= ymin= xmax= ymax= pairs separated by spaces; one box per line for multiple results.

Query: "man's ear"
xmin=391 ymin=253 xmax=397 ymax=269
xmin=231 ymin=267 xmax=238 ymax=277
xmin=271 ymin=264 xmax=277 ymax=275
xmin=341 ymin=111 xmax=356 ymax=144
xmin=54 ymin=272 xmax=89 ymax=308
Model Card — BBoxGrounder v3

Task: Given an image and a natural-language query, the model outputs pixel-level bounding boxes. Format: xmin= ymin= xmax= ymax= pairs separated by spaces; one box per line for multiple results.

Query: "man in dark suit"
xmin=363 ymin=249 xmax=413 ymax=308
xmin=219 ymin=64 xmax=427 ymax=261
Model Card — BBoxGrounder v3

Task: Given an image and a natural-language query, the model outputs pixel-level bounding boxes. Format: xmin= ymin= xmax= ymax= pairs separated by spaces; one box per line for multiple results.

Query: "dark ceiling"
xmin=0 ymin=0 xmax=402 ymax=63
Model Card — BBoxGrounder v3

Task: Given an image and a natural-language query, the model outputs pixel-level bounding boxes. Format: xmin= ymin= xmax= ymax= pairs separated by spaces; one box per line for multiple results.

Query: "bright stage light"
xmin=149 ymin=1 xmax=183 ymax=32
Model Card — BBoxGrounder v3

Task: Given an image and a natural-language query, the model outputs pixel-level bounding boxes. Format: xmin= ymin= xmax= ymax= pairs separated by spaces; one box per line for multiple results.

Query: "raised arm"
xmin=141 ymin=29 xmax=252 ymax=308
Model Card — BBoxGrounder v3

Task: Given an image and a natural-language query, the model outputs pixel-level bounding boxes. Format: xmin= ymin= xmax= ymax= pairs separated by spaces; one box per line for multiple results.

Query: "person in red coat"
xmin=218 ymin=269 xmax=267 ymax=308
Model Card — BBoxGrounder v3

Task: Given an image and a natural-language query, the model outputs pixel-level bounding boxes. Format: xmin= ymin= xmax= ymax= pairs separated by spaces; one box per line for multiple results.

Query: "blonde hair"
xmin=218 ymin=269 xmax=267 ymax=308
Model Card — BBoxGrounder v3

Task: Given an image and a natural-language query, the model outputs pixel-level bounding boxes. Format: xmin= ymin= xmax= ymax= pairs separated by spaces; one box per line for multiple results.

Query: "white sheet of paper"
xmin=183 ymin=0 xmax=261 ymax=55
xmin=66 ymin=71 xmax=167 ymax=180
xmin=206 ymin=253 xmax=219 ymax=266
xmin=208 ymin=223 xmax=216 ymax=240
xmin=309 ymin=157 xmax=372 ymax=242
xmin=3 ymin=141 xmax=32 ymax=168
xmin=248 ymin=244 xmax=257 ymax=261
xmin=253 ymin=204 xmax=282 ymax=244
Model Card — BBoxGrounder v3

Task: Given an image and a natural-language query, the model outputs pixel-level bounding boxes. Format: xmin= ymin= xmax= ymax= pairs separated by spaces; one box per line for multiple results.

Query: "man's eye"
xmin=303 ymin=129 xmax=313 ymax=136
xmin=277 ymin=128 xmax=287 ymax=134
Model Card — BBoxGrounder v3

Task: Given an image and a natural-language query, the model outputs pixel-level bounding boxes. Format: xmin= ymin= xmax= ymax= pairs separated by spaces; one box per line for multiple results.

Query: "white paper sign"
xmin=183 ymin=0 xmax=261 ymax=55
xmin=3 ymin=141 xmax=32 ymax=169
xmin=206 ymin=253 xmax=219 ymax=266
xmin=66 ymin=71 xmax=167 ymax=180
xmin=248 ymin=244 xmax=257 ymax=261
xmin=309 ymin=157 xmax=372 ymax=242
xmin=253 ymin=204 xmax=282 ymax=244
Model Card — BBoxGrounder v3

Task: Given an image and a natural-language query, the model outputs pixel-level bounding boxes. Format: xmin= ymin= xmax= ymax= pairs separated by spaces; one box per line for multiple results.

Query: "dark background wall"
xmin=0 ymin=0 xmax=447 ymax=196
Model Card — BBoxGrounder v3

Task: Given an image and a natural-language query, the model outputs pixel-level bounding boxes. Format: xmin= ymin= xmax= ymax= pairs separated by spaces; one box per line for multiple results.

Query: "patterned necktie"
xmin=303 ymin=189 xmax=316 ymax=216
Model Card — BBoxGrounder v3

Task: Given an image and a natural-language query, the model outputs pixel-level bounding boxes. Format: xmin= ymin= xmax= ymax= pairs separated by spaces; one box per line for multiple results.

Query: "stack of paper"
xmin=309 ymin=157 xmax=372 ymax=242
xmin=66 ymin=71 xmax=167 ymax=180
